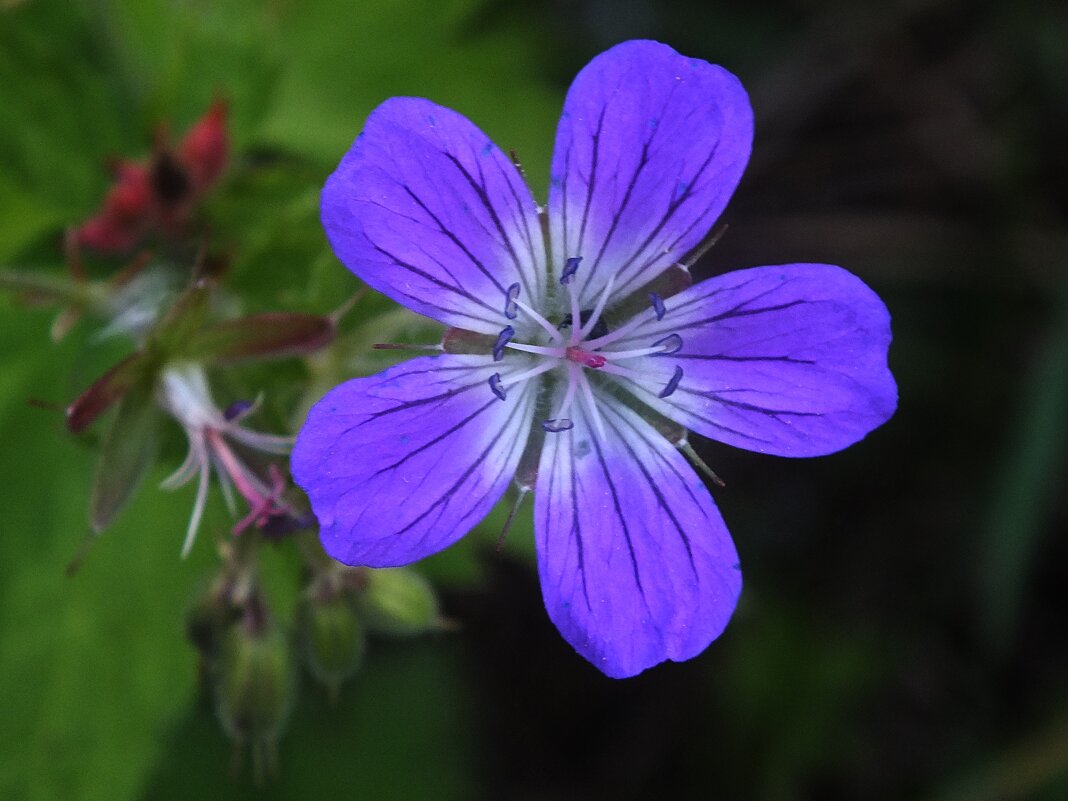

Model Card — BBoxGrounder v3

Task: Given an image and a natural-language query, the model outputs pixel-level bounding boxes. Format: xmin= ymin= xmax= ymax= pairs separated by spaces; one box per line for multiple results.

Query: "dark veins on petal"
xmin=372 ymin=243 xmax=499 ymax=320
xmin=544 ymin=435 xmax=592 ymax=612
xmin=354 ymin=387 xmax=534 ymax=544
xmin=588 ymin=415 xmax=648 ymax=607
xmin=443 ymin=153 xmax=536 ymax=300
xmin=606 ymin=407 xmax=701 ymax=578
xmin=400 ymin=185 xmax=507 ymax=295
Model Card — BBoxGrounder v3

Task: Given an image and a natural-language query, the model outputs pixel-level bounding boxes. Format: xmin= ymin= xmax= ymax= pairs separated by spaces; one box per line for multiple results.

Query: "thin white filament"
xmin=576 ymin=370 xmax=607 ymax=441
xmin=578 ymin=274 xmax=616 ymax=340
xmin=180 ymin=447 xmax=212 ymax=559
xmin=513 ymin=298 xmax=563 ymax=343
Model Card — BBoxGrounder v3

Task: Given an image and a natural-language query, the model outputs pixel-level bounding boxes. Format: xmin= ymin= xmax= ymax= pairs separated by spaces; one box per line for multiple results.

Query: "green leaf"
xmin=253 ymin=0 xmax=560 ymax=185
xmin=0 ymin=299 xmax=210 ymax=801
xmin=977 ymin=275 xmax=1068 ymax=650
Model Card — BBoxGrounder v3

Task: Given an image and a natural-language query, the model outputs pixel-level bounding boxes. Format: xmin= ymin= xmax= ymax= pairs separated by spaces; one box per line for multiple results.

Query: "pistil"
xmin=565 ymin=346 xmax=607 ymax=368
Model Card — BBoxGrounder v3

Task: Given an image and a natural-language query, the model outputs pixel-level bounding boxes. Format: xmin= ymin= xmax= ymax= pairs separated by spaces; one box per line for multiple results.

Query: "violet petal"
xmin=534 ymin=390 xmax=741 ymax=678
xmin=293 ymin=355 xmax=537 ymax=566
xmin=547 ymin=40 xmax=753 ymax=305
xmin=321 ymin=98 xmax=545 ymax=335
xmin=608 ymin=263 xmax=898 ymax=457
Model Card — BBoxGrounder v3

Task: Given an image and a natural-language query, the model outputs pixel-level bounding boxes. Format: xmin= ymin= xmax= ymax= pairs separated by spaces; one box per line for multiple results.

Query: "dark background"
xmin=1 ymin=0 xmax=1066 ymax=799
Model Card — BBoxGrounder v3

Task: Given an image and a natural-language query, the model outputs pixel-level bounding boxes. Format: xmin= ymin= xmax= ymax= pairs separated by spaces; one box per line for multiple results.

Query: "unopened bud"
xmin=178 ymin=98 xmax=228 ymax=191
xmin=298 ymin=586 xmax=365 ymax=699
xmin=185 ymin=580 xmax=238 ymax=664
xmin=214 ymin=605 xmax=295 ymax=777
xmin=356 ymin=567 xmax=440 ymax=637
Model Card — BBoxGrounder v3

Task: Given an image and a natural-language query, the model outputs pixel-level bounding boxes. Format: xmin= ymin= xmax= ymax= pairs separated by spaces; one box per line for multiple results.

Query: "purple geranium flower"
xmin=294 ymin=40 xmax=897 ymax=677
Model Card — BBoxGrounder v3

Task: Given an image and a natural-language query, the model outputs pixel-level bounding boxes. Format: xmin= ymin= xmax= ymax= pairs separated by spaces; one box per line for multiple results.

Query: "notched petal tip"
xmin=548 ymin=39 xmax=754 ymax=305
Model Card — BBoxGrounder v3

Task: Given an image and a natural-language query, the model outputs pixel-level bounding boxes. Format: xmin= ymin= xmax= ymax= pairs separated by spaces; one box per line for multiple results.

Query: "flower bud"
xmin=178 ymin=98 xmax=228 ymax=191
xmin=213 ymin=604 xmax=295 ymax=773
xmin=184 ymin=580 xmax=238 ymax=664
xmin=355 ymin=567 xmax=440 ymax=637
xmin=298 ymin=586 xmax=366 ymax=699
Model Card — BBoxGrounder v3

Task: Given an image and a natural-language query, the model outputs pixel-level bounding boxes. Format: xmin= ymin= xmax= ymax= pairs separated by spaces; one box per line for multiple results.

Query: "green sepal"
xmin=180 ymin=312 xmax=335 ymax=365
xmin=66 ymin=351 xmax=157 ymax=434
xmin=298 ymin=591 xmax=366 ymax=697
xmin=441 ymin=327 xmax=495 ymax=355
xmin=150 ymin=278 xmax=214 ymax=359
xmin=0 ymin=268 xmax=96 ymax=307
xmin=88 ymin=373 xmax=161 ymax=533
xmin=356 ymin=567 xmax=440 ymax=637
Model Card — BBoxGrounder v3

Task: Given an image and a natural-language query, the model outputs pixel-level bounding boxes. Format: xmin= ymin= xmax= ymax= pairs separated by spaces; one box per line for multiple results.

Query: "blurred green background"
xmin=2 ymin=0 xmax=1067 ymax=799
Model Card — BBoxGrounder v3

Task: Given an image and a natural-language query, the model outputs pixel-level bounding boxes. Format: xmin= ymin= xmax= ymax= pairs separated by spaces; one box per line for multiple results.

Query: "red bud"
xmin=179 ymin=99 xmax=229 ymax=191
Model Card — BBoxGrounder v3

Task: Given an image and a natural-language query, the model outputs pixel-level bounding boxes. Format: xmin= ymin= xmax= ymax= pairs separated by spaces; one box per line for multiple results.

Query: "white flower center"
xmin=486 ymin=257 xmax=686 ymax=436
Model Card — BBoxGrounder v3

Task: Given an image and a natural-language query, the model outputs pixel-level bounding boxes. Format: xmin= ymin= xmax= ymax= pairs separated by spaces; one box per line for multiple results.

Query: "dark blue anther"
xmin=488 ymin=373 xmax=506 ymax=401
xmin=560 ymin=256 xmax=582 ymax=285
xmin=542 ymin=418 xmax=575 ymax=433
xmin=504 ymin=282 xmax=520 ymax=320
xmin=649 ymin=292 xmax=666 ymax=321
xmin=652 ymin=333 xmax=683 ymax=355
xmin=658 ymin=365 xmax=684 ymax=399
xmin=493 ymin=326 xmax=515 ymax=361
xmin=223 ymin=400 xmax=254 ymax=421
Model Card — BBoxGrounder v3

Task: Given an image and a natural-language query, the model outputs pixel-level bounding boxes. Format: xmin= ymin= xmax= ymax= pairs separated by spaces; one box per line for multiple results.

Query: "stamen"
xmin=488 ymin=373 xmax=506 ymax=401
xmin=504 ymin=282 xmax=520 ymax=320
xmin=505 ymin=341 xmax=566 ymax=358
xmin=492 ymin=326 xmax=515 ymax=361
xmin=651 ymin=333 xmax=683 ymax=355
xmin=180 ymin=447 xmax=212 ymax=559
xmin=658 ymin=365 xmax=684 ymax=398
xmin=582 ymin=311 xmax=651 ymax=350
xmin=207 ymin=429 xmax=273 ymax=508
xmin=566 ymin=270 xmax=582 ymax=345
xmin=542 ymin=418 xmax=574 ymax=432
xmin=162 ymin=441 xmax=202 ymax=489
xmin=372 ymin=342 xmax=443 ymax=352
xmin=499 ymin=360 xmax=558 ymax=389
xmin=597 ymin=362 xmax=644 ymax=381
xmin=513 ymin=298 xmax=562 ymax=342
xmin=227 ymin=427 xmax=293 ymax=455
xmin=214 ymin=460 xmax=238 ymax=515
xmin=224 ymin=399 xmax=254 ymax=421
xmin=233 ymin=464 xmax=289 ymax=535
xmin=550 ymin=363 xmax=580 ymax=421
xmin=560 ymin=256 xmax=582 ymax=285
xmin=578 ymin=274 xmax=616 ymax=340
xmin=576 ymin=371 xmax=607 ymax=441
xmin=599 ymin=344 xmax=672 ymax=361
xmin=649 ymin=292 xmax=666 ymax=320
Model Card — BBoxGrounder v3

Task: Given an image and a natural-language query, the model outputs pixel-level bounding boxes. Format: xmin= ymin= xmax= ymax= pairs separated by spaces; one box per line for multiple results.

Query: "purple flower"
xmin=158 ymin=363 xmax=298 ymax=556
xmin=294 ymin=40 xmax=897 ymax=677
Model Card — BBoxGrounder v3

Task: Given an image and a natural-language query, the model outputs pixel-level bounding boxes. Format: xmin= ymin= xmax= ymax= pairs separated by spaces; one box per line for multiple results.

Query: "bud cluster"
xmin=1 ymin=99 xmax=448 ymax=780
xmin=185 ymin=537 xmax=441 ymax=780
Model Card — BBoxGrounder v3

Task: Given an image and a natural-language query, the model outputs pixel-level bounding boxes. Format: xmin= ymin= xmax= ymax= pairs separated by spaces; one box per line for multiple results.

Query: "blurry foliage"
xmin=2 ymin=0 xmax=1068 ymax=799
